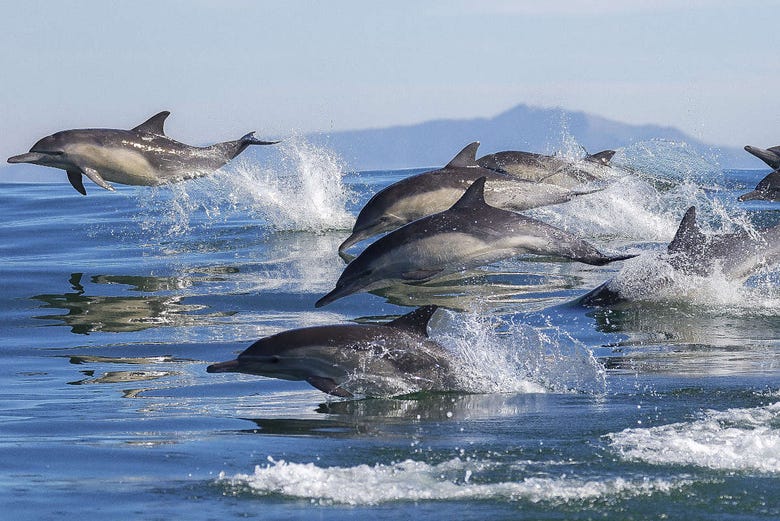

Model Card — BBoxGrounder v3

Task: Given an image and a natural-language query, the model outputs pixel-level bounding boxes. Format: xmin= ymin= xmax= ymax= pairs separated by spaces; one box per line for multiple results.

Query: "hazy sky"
xmin=2 ymin=0 xmax=779 ymax=166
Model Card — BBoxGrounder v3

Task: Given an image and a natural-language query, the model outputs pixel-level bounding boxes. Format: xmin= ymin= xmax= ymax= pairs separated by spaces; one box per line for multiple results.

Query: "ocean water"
xmin=1 ymin=139 xmax=779 ymax=519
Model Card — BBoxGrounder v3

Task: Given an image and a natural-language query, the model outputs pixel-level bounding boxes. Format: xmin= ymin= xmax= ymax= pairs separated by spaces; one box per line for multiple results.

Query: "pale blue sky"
xmin=2 ymin=0 xmax=779 ymax=167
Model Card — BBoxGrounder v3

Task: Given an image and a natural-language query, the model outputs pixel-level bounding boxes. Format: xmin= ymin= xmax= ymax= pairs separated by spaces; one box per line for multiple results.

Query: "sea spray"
xmin=529 ymin=139 xmax=729 ymax=244
xmin=608 ymin=399 xmax=780 ymax=473
xmin=430 ymin=309 xmax=606 ymax=395
xmin=134 ymin=137 xmax=355 ymax=239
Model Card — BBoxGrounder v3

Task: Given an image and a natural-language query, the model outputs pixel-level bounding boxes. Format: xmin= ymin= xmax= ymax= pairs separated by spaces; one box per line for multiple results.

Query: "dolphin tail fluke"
xmin=585 ymin=150 xmax=616 ymax=166
xmin=240 ymin=131 xmax=280 ymax=147
xmin=601 ymin=252 xmax=639 ymax=265
xmin=578 ymin=251 xmax=638 ymax=266
xmin=218 ymin=132 xmax=280 ymax=160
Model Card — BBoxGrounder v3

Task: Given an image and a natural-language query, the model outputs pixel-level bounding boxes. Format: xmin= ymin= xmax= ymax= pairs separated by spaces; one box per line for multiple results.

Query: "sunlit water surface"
xmin=1 ymin=139 xmax=778 ymax=519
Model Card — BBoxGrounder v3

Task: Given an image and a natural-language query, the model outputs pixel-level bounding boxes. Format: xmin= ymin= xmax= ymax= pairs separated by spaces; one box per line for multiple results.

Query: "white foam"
xmin=135 ymin=136 xmax=355 ymax=237
xmin=218 ymin=457 xmax=687 ymax=505
xmin=601 ymin=246 xmax=780 ymax=313
xmin=608 ymin=400 xmax=780 ymax=473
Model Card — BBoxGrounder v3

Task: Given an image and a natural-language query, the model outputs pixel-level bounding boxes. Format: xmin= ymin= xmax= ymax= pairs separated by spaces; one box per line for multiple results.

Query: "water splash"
xmin=218 ymin=456 xmax=689 ymax=505
xmin=431 ymin=309 xmax=606 ymax=394
xmin=530 ymin=139 xmax=729 ymax=244
xmin=608 ymin=399 xmax=780 ymax=473
xmin=134 ymin=137 xmax=355 ymax=238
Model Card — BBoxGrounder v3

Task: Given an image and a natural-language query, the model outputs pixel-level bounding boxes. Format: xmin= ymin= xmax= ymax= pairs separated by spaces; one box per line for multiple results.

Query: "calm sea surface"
xmin=1 ymin=141 xmax=778 ymax=519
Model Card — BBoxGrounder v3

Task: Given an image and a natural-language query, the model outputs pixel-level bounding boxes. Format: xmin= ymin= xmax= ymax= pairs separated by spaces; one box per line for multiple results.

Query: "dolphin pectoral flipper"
xmin=67 ymin=170 xmax=87 ymax=195
xmin=306 ymin=376 xmax=353 ymax=397
xmin=82 ymin=167 xmax=116 ymax=192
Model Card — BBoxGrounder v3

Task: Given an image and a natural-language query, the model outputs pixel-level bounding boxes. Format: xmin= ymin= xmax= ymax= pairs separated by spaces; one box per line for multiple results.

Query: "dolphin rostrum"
xmin=206 ymin=306 xmax=455 ymax=397
xmin=579 ymin=206 xmax=780 ymax=306
xmin=339 ymin=142 xmax=601 ymax=253
xmin=7 ymin=111 xmax=279 ymax=195
xmin=318 ymin=177 xmax=635 ymax=307
xmin=739 ymin=145 xmax=780 ymax=202
xmin=477 ymin=148 xmax=616 ymax=188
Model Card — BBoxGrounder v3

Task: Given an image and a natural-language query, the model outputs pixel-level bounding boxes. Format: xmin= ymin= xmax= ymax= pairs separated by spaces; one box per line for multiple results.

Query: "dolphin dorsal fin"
xmin=585 ymin=150 xmax=616 ymax=165
xmin=668 ymin=206 xmax=706 ymax=254
xmin=445 ymin=142 xmax=480 ymax=168
xmin=132 ymin=111 xmax=171 ymax=135
xmin=386 ymin=305 xmax=438 ymax=337
xmin=450 ymin=177 xmax=488 ymax=211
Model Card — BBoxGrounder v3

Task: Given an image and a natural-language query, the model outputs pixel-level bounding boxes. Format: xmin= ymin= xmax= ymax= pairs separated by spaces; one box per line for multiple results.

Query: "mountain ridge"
xmin=306 ymin=103 xmax=753 ymax=171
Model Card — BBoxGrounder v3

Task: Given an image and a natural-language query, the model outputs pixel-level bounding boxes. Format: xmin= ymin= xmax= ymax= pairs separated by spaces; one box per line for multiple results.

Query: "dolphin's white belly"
xmin=376 ymin=232 xmax=521 ymax=280
xmin=70 ymin=144 xmax=163 ymax=186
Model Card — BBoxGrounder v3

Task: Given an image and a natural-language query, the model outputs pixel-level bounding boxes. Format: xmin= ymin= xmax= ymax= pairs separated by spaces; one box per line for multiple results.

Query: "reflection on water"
xmin=68 ymin=369 xmax=174 ymax=386
xmin=590 ymin=301 xmax=780 ymax=347
xmin=239 ymin=393 xmax=551 ymax=437
xmin=588 ymin=301 xmax=780 ymax=376
xmin=371 ymin=264 xmax=596 ymax=311
xmin=31 ymin=273 xmax=232 ymax=334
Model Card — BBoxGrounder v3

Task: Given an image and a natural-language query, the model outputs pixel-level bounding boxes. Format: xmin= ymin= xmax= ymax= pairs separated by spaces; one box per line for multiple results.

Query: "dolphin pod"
xmin=207 ymin=305 xmax=455 ymax=397
xmin=338 ymin=142 xmax=603 ymax=253
xmin=739 ymin=145 xmax=780 ymax=202
xmin=317 ymin=177 xmax=635 ymax=307
xmin=7 ymin=111 xmax=279 ymax=195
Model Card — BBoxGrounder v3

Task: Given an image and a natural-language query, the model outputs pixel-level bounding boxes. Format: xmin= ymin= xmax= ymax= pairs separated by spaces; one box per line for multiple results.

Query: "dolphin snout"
xmin=7 ymin=152 xmax=44 ymax=164
xmin=206 ymin=359 xmax=240 ymax=373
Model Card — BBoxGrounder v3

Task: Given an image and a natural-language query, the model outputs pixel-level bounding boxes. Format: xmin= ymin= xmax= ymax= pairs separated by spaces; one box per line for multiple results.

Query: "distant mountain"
xmin=307 ymin=103 xmax=754 ymax=171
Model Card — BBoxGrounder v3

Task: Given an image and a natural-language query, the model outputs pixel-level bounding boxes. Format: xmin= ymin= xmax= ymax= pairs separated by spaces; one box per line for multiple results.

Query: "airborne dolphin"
xmin=477 ymin=148 xmax=616 ymax=188
xmin=739 ymin=145 xmax=780 ymax=202
xmin=318 ymin=177 xmax=635 ymax=307
xmin=7 ymin=111 xmax=278 ymax=195
xmin=207 ymin=306 xmax=455 ymax=397
xmin=579 ymin=206 xmax=780 ymax=306
xmin=338 ymin=142 xmax=600 ymax=253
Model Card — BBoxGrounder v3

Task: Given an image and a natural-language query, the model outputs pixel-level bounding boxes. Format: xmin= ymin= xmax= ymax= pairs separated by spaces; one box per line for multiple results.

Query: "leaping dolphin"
xmin=206 ymin=306 xmax=455 ymax=398
xmin=579 ymin=206 xmax=780 ymax=306
xmin=7 ymin=111 xmax=279 ymax=195
xmin=338 ymin=142 xmax=601 ymax=253
xmin=739 ymin=145 xmax=780 ymax=202
xmin=318 ymin=177 xmax=635 ymax=307
xmin=477 ymin=148 xmax=616 ymax=188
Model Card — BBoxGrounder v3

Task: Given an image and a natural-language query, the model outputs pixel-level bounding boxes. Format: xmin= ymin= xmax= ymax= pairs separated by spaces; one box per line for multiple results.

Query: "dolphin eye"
xmin=269 ymin=355 xmax=280 ymax=364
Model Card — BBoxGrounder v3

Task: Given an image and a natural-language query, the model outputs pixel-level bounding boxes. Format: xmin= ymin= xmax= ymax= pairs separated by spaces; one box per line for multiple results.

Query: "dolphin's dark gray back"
xmin=739 ymin=170 xmax=780 ymax=202
xmin=744 ymin=145 xmax=780 ymax=170
xmin=667 ymin=207 xmax=707 ymax=256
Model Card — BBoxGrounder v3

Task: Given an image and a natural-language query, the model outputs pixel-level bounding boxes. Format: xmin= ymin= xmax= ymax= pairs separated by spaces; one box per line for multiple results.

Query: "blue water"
xmin=1 ymin=140 xmax=779 ymax=519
